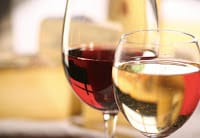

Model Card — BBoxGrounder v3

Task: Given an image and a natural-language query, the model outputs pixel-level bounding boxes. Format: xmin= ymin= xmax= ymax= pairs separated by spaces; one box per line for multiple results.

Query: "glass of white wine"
xmin=112 ymin=29 xmax=200 ymax=138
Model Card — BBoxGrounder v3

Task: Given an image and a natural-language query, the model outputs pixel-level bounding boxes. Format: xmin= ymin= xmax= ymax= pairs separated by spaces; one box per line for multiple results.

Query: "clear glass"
xmin=62 ymin=1 xmax=121 ymax=138
xmin=112 ymin=29 xmax=200 ymax=138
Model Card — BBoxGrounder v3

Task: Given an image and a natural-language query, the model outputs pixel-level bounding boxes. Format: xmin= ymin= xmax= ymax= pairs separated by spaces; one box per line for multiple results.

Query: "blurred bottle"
xmin=108 ymin=0 xmax=160 ymax=32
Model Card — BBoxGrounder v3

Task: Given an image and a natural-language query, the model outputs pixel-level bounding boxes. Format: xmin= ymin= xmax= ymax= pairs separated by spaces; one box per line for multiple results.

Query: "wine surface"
xmin=63 ymin=46 xmax=118 ymax=111
xmin=113 ymin=60 xmax=200 ymax=136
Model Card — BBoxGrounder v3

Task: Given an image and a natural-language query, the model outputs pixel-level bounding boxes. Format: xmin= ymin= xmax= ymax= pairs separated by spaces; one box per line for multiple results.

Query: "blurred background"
xmin=0 ymin=0 xmax=200 ymax=138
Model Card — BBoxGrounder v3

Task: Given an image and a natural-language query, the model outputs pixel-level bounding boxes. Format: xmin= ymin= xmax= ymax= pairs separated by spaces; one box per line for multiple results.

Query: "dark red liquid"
xmin=62 ymin=46 xmax=118 ymax=111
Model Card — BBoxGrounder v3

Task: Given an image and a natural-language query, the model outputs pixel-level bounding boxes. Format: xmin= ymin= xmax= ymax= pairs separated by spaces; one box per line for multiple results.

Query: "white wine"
xmin=113 ymin=60 xmax=200 ymax=137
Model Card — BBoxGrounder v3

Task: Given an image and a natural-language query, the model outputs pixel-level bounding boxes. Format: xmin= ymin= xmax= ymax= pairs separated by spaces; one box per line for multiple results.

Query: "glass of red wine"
xmin=112 ymin=29 xmax=200 ymax=138
xmin=62 ymin=1 xmax=120 ymax=138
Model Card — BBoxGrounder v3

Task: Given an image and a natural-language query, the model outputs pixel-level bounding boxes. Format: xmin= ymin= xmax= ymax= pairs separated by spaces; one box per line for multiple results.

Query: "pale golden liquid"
xmin=112 ymin=60 xmax=199 ymax=137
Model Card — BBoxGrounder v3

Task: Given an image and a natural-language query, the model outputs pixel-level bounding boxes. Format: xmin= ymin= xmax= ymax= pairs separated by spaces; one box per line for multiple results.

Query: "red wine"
xmin=112 ymin=60 xmax=200 ymax=137
xmin=62 ymin=46 xmax=118 ymax=111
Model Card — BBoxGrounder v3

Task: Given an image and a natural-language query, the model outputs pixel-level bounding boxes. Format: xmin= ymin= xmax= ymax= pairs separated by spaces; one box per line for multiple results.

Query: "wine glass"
xmin=62 ymin=1 xmax=120 ymax=137
xmin=112 ymin=29 xmax=200 ymax=138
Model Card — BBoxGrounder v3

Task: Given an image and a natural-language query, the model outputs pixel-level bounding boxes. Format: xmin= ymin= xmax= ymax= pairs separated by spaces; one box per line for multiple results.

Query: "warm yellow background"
xmin=0 ymin=1 xmax=199 ymax=126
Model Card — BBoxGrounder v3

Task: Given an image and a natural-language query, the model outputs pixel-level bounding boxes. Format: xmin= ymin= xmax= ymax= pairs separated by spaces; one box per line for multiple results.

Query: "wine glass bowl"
xmin=62 ymin=45 xmax=117 ymax=111
xmin=112 ymin=30 xmax=200 ymax=137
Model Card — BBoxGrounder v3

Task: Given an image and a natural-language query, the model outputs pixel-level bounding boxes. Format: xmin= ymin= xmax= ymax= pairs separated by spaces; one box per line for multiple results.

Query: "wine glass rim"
xmin=121 ymin=29 xmax=198 ymax=45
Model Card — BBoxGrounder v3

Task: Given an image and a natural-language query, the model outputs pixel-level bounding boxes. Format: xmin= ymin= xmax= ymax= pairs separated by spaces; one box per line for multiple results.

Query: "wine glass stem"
xmin=103 ymin=111 xmax=118 ymax=138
